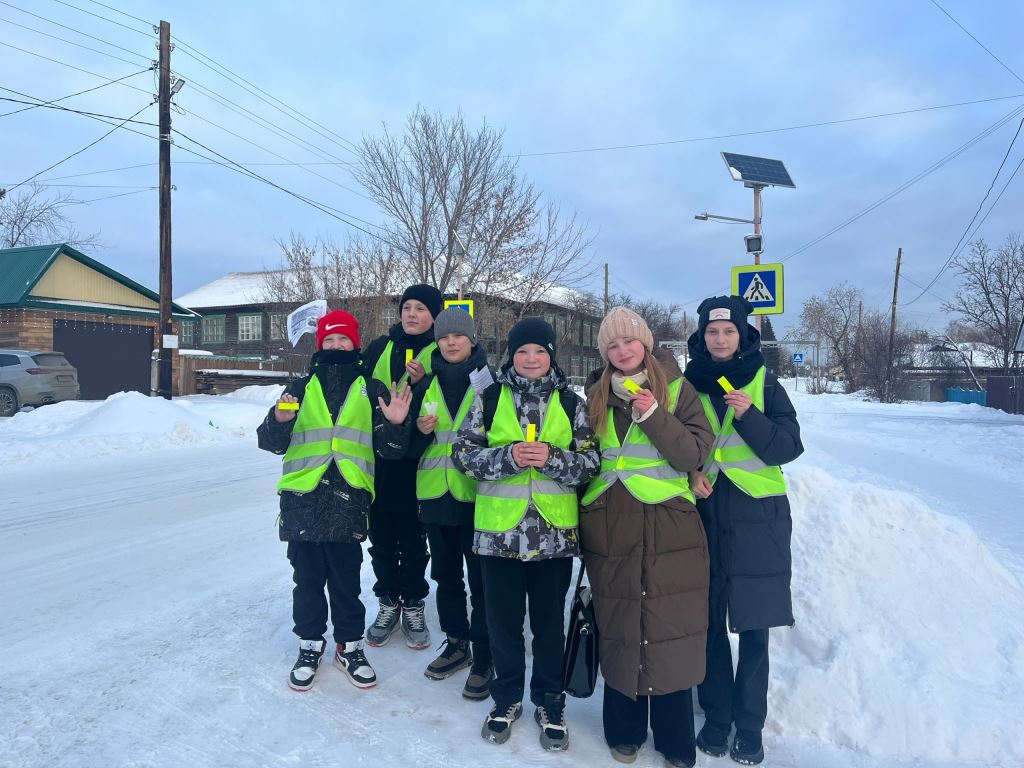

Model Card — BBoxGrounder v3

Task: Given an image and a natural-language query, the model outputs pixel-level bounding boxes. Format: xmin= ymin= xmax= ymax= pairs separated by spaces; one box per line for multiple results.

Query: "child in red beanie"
xmin=257 ymin=309 xmax=413 ymax=692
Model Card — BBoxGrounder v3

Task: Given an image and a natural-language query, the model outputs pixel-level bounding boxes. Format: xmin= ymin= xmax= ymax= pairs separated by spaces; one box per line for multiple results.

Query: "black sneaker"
xmin=664 ymin=756 xmax=695 ymax=768
xmin=481 ymin=701 xmax=523 ymax=744
xmin=697 ymin=720 xmax=731 ymax=758
xmin=462 ymin=661 xmax=493 ymax=700
xmin=610 ymin=744 xmax=640 ymax=763
xmin=729 ymin=730 xmax=764 ymax=766
xmin=533 ymin=692 xmax=569 ymax=751
xmin=424 ymin=636 xmax=472 ymax=680
xmin=333 ymin=640 xmax=377 ymax=689
xmin=365 ymin=597 xmax=401 ymax=647
xmin=288 ymin=638 xmax=325 ymax=691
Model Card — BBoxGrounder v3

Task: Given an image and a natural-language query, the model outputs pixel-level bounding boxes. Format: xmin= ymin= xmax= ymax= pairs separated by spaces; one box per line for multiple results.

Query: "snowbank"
xmin=774 ymin=465 xmax=1024 ymax=765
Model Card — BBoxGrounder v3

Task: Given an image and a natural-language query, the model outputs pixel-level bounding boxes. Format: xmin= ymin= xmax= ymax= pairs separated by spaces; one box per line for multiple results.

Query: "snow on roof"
xmin=916 ymin=341 xmax=1006 ymax=369
xmin=175 ymin=271 xmax=278 ymax=310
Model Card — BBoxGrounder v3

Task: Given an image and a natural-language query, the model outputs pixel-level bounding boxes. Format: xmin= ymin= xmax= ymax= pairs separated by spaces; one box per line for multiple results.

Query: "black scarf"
xmin=684 ymin=325 xmax=765 ymax=395
xmin=386 ymin=322 xmax=435 ymax=382
xmin=309 ymin=349 xmax=361 ymax=419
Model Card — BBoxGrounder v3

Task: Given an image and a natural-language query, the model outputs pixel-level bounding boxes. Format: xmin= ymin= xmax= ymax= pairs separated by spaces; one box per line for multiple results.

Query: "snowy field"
xmin=2 ymin=382 xmax=1022 ymax=768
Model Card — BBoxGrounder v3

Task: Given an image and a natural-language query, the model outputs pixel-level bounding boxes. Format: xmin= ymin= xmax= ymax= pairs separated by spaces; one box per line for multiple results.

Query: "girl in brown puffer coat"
xmin=580 ymin=307 xmax=714 ymax=768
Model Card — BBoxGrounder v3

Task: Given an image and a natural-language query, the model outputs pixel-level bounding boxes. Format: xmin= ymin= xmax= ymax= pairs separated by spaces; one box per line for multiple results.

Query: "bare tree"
xmin=799 ymin=282 xmax=863 ymax=392
xmin=608 ymin=292 xmax=692 ymax=346
xmin=0 ymin=183 xmax=101 ymax=250
xmin=858 ymin=310 xmax=918 ymax=402
xmin=943 ymin=235 xmax=1024 ymax=372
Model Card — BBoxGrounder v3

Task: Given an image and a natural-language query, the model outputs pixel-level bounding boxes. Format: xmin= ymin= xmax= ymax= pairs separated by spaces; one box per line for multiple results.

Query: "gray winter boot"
xmin=365 ymin=597 xmax=401 ymax=647
xmin=401 ymin=598 xmax=431 ymax=649
xmin=424 ymin=636 xmax=472 ymax=679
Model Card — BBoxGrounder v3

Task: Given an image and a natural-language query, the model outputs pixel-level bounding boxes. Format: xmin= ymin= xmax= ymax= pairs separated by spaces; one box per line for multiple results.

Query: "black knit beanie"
xmin=399 ymin=283 xmax=443 ymax=318
xmin=506 ymin=317 xmax=556 ymax=360
xmin=697 ymin=295 xmax=754 ymax=336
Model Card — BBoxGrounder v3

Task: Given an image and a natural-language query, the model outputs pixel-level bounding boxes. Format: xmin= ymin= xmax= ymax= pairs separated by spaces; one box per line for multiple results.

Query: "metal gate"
xmin=52 ymin=319 xmax=154 ymax=400
xmin=986 ymin=375 xmax=1023 ymax=414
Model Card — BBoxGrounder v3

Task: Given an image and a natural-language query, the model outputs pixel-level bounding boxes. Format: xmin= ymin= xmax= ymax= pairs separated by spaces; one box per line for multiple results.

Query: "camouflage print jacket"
xmin=452 ymin=363 xmax=600 ymax=561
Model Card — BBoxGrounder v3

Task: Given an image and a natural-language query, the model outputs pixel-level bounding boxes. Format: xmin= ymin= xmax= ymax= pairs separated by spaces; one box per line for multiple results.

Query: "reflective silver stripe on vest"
xmin=477 ymin=477 xmax=573 ymax=498
xmin=418 ymin=455 xmax=457 ymax=471
xmin=290 ymin=426 xmax=369 ymax=446
xmin=614 ymin=465 xmax=688 ymax=481
xmin=706 ymin=454 xmax=771 ymax=477
xmin=715 ymin=432 xmax=749 ymax=450
xmin=434 ymin=429 xmax=456 ymax=443
xmin=282 ymin=453 xmax=374 ymax=476
xmin=615 ymin=443 xmax=663 ymax=460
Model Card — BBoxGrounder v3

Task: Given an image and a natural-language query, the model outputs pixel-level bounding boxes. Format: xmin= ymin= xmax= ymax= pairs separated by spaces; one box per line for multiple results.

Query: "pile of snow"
xmin=0 ymin=390 xmax=275 ymax=464
xmin=773 ymin=466 xmax=1024 ymax=765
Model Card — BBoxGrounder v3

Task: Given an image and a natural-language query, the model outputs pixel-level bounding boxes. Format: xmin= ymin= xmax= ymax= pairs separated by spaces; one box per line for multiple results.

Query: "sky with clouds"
xmin=2 ymin=0 xmax=1023 ymax=335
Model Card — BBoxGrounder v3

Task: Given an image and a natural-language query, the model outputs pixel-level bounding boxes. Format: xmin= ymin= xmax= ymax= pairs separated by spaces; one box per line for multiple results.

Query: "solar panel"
xmin=721 ymin=152 xmax=796 ymax=188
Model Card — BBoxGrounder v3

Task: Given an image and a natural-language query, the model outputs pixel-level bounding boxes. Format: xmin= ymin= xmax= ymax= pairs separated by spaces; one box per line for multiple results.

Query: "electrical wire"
xmin=71 ymin=187 xmax=155 ymax=203
xmin=0 ymin=66 xmax=150 ymax=117
xmin=0 ymin=39 xmax=152 ymax=95
xmin=0 ymin=2 xmax=151 ymax=60
xmin=779 ymin=103 xmax=1024 ymax=263
xmin=80 ymin=0 xmax=151 ymax=30
xmin=47 ymin=0 xmax=152 ymax=37
xmin=0 ymin=92 xmax=156 ymax=125
xmin=929 ymin=0 xmax=1024 ymax=87
xmin=0 ymin=13 xmax=149 ymax=68
xmin=900 ymin=115 xmax=1024 ymax=305
xmin=5 ymin=101 xmax=152 ymax=192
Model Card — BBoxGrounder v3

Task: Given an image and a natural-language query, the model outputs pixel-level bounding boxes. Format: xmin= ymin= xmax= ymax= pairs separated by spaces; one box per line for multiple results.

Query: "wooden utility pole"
xmin=603 ymin=263 xmax=609 ymax=314
xmin=157 ymin=20 xmax=173 ymax=399
xmin=884 ymin=247 xmax=903 ymax=401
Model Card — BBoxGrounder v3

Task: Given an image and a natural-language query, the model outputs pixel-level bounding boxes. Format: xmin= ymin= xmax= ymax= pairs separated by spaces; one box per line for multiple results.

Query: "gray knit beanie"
xmin=433 ymin=307 xmax=477 ymax=344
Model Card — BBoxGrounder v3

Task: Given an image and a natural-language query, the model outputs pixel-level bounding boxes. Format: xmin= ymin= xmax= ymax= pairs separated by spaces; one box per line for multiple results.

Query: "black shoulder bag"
xmin=562 ymin=563 xmax=599 ymax=698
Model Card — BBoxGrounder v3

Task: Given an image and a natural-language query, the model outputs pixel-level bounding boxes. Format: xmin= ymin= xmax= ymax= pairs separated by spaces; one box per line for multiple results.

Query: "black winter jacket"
xmin=363 ymin=323 xmax=436 ymax=511
xmin=685 ymin=338 xmax=803 ymax=633
xmin=257 ymin=350 xmax=410 ymax=543
xmin=406 ymin=344 xmax=492 ymax=527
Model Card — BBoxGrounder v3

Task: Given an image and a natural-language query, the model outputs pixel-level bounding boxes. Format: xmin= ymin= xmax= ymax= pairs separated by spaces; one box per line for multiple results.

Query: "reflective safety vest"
xmin=415 ymin=378 xmax=477 ymax=502
xmin=475 ymin=386 xmax=578 ymax=532
xmin=697 ymin=366 xmax=787 ymax=498
xmin=371 ymin=339 xmax=437 ymax=388
xmin=581 ymin=377 xmax=694 ymax=505
xmin=277 ymin=375 xmax=376 ymax=500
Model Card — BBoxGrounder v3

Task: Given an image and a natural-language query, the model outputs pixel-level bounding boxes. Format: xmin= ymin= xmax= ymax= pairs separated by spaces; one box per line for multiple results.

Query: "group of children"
xmin=257 ymin=287 xmax=803 ymax=768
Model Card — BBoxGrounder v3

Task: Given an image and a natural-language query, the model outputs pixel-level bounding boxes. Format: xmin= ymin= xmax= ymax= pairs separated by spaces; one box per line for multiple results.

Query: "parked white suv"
xmin=0 ymin=349 xmax=80 ymax=417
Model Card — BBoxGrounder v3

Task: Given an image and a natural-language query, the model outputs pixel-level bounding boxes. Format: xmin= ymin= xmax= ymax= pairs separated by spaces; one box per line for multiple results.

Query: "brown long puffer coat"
xmin=580 ymin=367 xmax=714 ymax=700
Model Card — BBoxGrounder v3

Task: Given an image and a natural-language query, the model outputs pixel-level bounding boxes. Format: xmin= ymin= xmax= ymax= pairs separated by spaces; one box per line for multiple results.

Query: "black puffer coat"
xmin=685 ymin=332 xmax=804 ymax=633
xmin=406 ymin=344 xmax=492 ymax=526
xmin=257 ymin=350 xmax=409 ymax=543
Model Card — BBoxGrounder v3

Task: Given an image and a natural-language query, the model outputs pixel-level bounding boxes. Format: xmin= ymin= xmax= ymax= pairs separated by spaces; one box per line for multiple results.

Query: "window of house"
xmin=178 ymin=320 xmax=196 ymax=347
xmin=270 ymin=313 xmax=287 ymax=340
xmin=238 ymin=314 xmax=263 ymax=342
xmin=571 ymin=356 xmax=581 ymax=378
xmin=202 ymin=315 xmax=225 ymax=344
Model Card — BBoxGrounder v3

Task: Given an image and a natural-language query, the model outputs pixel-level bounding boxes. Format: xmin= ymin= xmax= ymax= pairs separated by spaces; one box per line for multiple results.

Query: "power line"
xmin=511 ymin=94 xmax=1024 ymax=158
xmin=901 ymin=116 xmax=1024 ymax=305
xmin=171 ymin=128 xmax=388 ymax=238
xmin=0 ymin=39 xmax=152 ymax=95
xmin=70 ymin=187 xmax=155 ymax=203
xmin=79 ymin=0 xmax=151 ymax=30
xmin=0 ymin=2 xmax=151 ymax=62
xmin=929 ymin=0 xmax=1024 ymax=87
xmin=47 ymin=0 xmax=152 ymax=37
xmin=31 ymin=162 xmax=153 ymax=180
xmin=0 ymin=66 xmax=149 ymax=117
xmin=779 ymin=103 xmax=1024 ymax=263
xmin=5 ymin=100 xmax=152 ymax=192
xmin=0 ymin=182 xmax=156 ymax=188
xmin=0 ymin=92 xmax=156 ymax=125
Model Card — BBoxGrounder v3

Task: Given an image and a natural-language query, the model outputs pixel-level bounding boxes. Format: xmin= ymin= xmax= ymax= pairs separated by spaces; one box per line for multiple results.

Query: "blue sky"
xmin=2 ymin=0 xmax=1023 ymax=334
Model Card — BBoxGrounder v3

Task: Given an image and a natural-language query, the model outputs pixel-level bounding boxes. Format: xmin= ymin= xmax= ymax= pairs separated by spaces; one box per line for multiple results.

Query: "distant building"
xmin=0 ymin=243 xmax=197 ymax=398
xmin=175 ymin=269 xmax=604 ymax=381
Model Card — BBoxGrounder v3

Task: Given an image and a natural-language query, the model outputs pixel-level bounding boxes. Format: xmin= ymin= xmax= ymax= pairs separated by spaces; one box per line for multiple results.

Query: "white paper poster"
xmin=287 ymin=300 xmax=328 ymax=347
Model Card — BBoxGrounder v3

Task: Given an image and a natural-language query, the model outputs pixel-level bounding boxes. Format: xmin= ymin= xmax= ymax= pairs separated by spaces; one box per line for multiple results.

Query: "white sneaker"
xmin=333 ymin=640 xmax=377 ymax=688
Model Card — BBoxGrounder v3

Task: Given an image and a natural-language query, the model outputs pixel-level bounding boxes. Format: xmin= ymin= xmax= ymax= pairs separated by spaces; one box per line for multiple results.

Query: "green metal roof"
xmin=0 ymin=243 xmax=198 ymax=317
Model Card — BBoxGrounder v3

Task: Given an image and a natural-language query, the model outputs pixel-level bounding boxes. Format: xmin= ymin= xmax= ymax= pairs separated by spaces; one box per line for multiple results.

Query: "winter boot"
xmin=333 ymin=640 xmax=377 ymax=689
xmin=481 ymin=700 xmax=523 ymax=744
xmin=697 ymin=720 xmax=731 ymax=758
xmin=610 ymin=744 xmax=640 ymax=763
xmin=534 ymin=692 xmax=569 ymax=751
xmin=365 ymin=596 xmax=401 ymax=647
xmin=424 ymin=636 xmax=472 ymax=680
xmin=401 ymin=598 xmax=431 ymax=649
xmin=729 ymin=730 xmax=764 ymax=766
xmin=288 ymin=638 xmax=326 ymax=691
xmin=664 ymin=756 xmax=695 ymax=768
xmin=462 ymin=660 xmax=494 ymax=700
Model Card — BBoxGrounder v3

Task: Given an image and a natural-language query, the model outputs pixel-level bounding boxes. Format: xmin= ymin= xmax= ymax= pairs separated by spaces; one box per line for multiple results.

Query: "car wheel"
xmin=0 ymin=386 xmax=18 ymax=418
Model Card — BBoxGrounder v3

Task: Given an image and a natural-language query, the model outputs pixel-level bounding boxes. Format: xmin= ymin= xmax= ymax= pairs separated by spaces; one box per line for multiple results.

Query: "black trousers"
xmin=287 ymin=541 xmax=364 ymax=645
xmin=424 ymin=522 xmax=490 ymax=666
xmin=697 ymin=626 xmax=770 ymax=733
xmin=368 ymin=461 xmax=430 ymax=602
xmin=603 ymin=685 xmax=696 ymax=764
xmin=479 ymin=555 xmax=572 ymax=708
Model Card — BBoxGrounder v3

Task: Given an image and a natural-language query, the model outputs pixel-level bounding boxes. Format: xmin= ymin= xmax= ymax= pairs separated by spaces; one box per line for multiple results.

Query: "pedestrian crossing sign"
xmin=443 ymin=299 xmax=475 ymax=317
xmin=731 ymin=263 xmax=784 ymax=315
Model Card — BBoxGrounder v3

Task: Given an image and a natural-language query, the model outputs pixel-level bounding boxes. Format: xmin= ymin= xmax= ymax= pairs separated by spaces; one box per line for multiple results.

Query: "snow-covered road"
xmin=1 ymin=386 xmax=1021 ymax=768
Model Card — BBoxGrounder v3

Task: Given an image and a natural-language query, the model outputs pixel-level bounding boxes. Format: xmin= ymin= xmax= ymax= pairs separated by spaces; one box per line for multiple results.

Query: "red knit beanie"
xmin=316 ymin=309 xmax=360 ymax=349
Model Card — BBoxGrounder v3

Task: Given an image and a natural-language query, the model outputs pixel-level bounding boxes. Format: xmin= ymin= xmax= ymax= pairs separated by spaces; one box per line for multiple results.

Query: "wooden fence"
xmin=177 ymin=355 xmax=289 ymax=396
